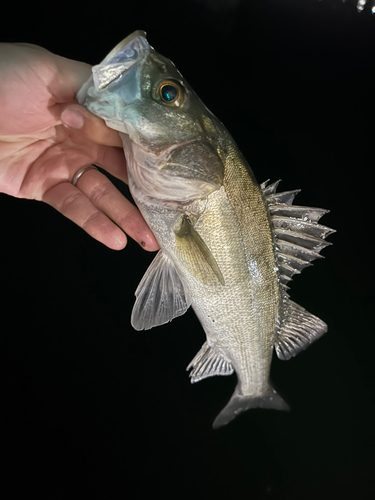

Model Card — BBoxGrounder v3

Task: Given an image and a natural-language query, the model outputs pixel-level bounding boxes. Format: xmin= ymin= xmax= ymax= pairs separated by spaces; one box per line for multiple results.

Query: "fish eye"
xmin=161 ymin=84 xmax=177 ymax=102
xmin=157 ymin=80 xmax=184 ymax=107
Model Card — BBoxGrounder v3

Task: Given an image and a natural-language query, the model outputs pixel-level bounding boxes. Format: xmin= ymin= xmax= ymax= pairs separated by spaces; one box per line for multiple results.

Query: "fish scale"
xmin=77 ymin=31 xmax=334 ymax=428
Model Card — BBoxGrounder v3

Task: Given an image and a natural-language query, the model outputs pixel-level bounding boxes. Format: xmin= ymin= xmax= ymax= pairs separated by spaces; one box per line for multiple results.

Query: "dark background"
xmin=1 ymin=0 xmax=374 ymax=498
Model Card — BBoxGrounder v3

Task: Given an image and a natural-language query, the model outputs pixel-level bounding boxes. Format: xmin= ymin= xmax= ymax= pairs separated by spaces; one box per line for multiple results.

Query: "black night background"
xmin=1 ymin=0 xmax=374 ymax=498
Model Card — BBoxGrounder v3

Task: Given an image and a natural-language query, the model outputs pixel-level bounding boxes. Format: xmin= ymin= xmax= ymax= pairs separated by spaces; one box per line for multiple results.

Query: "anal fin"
xmin=187 ymin=342 xmax=234 ymax=383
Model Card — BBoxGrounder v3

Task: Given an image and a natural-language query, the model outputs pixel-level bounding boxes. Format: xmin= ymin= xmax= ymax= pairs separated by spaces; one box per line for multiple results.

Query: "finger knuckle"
xmin=89 ymin=181 xmax=113 ymax=205
xmin=59 ymin=191 xmax=83 ymax=214
xmin=116 ymin=210 xmax=137 ymax=230
xmin=82 ymin=210 xmax=103 ymax=231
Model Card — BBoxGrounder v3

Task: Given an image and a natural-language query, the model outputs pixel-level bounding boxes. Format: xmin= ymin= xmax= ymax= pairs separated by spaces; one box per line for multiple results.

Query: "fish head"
xmin=77 ymin=31 xmax=224 ymax=204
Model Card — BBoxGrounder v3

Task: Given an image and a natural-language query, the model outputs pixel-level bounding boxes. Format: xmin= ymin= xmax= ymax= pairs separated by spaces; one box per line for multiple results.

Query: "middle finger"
xmin=75 ymin=167 xmax=159 ymax=252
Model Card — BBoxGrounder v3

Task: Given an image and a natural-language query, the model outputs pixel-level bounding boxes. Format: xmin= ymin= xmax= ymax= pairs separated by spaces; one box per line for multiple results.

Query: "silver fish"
xmin=77 ymin=31 xmax=334 ymax=428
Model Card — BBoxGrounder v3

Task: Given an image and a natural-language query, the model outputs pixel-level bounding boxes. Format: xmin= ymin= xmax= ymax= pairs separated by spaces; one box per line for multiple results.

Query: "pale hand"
xmin=0 ymin=43 xmax=159 ymax=251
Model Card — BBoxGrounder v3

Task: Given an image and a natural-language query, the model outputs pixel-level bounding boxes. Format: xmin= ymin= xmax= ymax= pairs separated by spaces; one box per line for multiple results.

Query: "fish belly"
xmin=133 ymin=168 xmax=281 ymax=399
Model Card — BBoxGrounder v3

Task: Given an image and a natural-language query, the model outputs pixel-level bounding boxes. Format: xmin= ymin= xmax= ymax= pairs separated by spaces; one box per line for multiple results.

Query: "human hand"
xmin=0 ymin=43 xmax=159 ymax=251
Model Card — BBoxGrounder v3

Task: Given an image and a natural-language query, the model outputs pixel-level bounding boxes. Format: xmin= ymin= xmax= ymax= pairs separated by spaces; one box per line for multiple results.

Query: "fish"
xmin=77 ymin=31 xmax=334 ymax=428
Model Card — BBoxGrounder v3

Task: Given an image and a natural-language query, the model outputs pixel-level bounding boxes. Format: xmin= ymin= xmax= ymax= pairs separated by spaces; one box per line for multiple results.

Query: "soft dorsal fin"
xmin=186 ymin=342 xmax=234 ymax=383
xmin=261 ymin=179 xmax=335 ymax=290
xmin=275 ymin=300 xmax=327 ymax=360
xmin=131 ymin=251 xmax=191 ymax=331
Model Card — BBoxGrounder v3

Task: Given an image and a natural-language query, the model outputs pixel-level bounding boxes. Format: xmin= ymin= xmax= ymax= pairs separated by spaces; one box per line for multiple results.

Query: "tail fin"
xmin=212 ymin=387 xmax=289 ymax=429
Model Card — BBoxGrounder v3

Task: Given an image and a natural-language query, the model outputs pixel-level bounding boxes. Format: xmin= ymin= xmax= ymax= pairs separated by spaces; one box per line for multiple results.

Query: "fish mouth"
xmin=76 ymin=33 xmax=150 ymax=108
xmin=92 ymin=33 xmax=150 ymax=92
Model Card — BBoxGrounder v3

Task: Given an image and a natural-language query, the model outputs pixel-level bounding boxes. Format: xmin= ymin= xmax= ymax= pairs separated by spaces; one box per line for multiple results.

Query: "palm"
xmin=0 ymin=43 xmax=158 ymax=251
xmin=0 ymin=44 xmax=107 ymax=198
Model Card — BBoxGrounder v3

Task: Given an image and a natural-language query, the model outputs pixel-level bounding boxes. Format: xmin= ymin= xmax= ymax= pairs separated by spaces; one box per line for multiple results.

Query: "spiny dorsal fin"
xmin=272 ymin=216 xmax=335 ymax=239
xmin=275 ymin=300 xmax=327 ymax=360
xmin=262 ymin=179 xmax=335 ymax=289
xmin=267 ymin=189 xmax=301 ymax=206
xmin=268 ymin=204 xmax=330 ymax=223
xmin=186 ymin=342 xmax=234 ymax=383
xmin=260 ymin=179 xmax=281 ymax=196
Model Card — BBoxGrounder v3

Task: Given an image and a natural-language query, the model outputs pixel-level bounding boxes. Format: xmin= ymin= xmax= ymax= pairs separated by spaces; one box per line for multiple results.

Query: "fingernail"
xmin=61 ymin=108 xmax=84 ymax=129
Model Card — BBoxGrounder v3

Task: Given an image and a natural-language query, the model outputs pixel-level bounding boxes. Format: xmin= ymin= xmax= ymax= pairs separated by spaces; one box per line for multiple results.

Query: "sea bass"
xmin=77 ymin=31 xmax=334 ymax=428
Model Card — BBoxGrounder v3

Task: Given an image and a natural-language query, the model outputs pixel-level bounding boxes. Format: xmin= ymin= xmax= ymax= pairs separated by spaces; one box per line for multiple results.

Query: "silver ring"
xmin=72 ymin=165 xmax=99 ymax=186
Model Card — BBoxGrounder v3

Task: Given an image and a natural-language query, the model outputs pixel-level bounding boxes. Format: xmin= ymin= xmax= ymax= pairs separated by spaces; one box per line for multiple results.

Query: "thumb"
xmin=60 ymin=104 xmax=123 ymax=147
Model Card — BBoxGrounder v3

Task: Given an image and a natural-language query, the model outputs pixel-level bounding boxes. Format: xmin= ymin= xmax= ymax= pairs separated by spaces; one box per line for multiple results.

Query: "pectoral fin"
xmin=175 ymin=215 xmax=224 ymax=286
xmin=131 ymin=251 xmax=191 ymax=331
